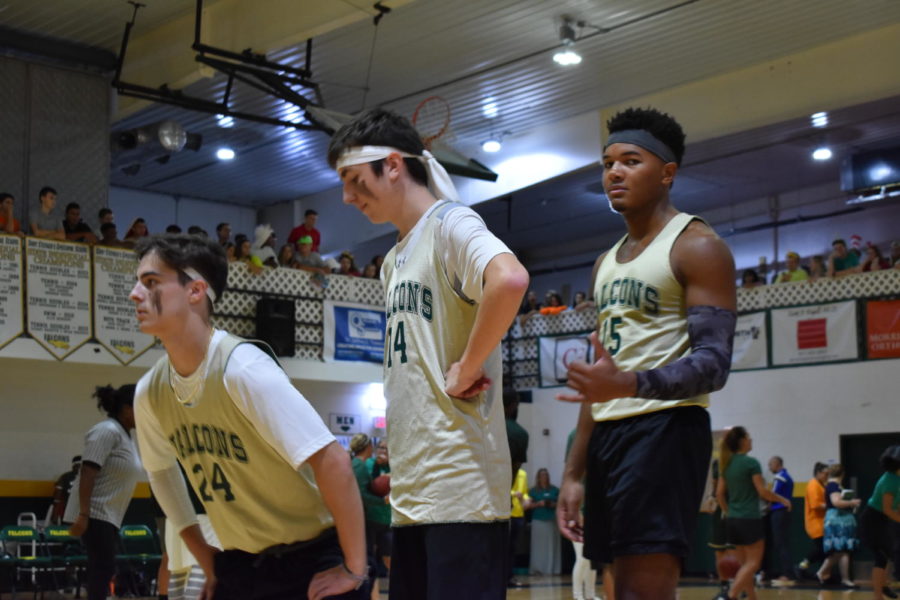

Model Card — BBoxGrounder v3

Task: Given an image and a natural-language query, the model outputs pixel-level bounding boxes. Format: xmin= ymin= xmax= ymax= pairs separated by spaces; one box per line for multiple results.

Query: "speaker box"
xmin=255 ymin=297 xmax=296 ymax=357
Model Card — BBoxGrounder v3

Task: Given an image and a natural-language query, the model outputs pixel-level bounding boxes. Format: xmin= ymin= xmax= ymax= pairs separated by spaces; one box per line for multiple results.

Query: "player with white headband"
xmin=328 ymin=108 xmax=530 ymax=599
xmin=129 ymin=233 xmax=368 ymax=600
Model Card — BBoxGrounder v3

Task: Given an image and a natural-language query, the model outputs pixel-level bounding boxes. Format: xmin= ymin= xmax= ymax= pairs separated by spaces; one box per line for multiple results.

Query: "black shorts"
xmin=583 ymin=405 xmax=712 ymax=564
xmin=390 ymin=521 xmax=508 ymax=600
xmin=212 ymin=529 xmax=368 ymax=600
xmin=366 ymin=520 xmax=392 ymax=559
xmin=726 ymin=518 xmax=764 ymax=546
xmin=859 ymin=505 xmax=893 ymax=569
xmin=708 ymin=507 xmax=734 ymax=550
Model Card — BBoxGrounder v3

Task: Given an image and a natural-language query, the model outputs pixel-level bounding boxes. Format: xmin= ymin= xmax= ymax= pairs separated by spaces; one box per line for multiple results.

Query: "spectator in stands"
xmin=288 ymin=209 xmax=321 ymax=253
xmin=571 ymin=291 xmax=595 ymax=312
xmin=370 ymin=255 xmax=384 ymax=273
xmin=859 ymin=244 xmax=889 ymax=272
xmin=98 ymin=223 xmax=126 ymax=248
xmin=891 ymin=241 xmax=900 ymax=269
xmin=808 ymin=255 xmax=827 ymax=281
xmin=0 ymin=193 xmax=23 ymax=235
xmin=65 ymin=384 xmax=142 ymax=600
xmin=216 ymin=222 xmax=231 ymax=247
xmin=51 ymin=455 xmax=81 ymax=524
xmin=775 ymin=251 xmax=808 ymax=283
xmin=818 ymin=464 xmax=861 ymax=588
xmin=540 ymin=292 xmax=567 ymax=316
xmin=63 ymin=202 xmax=98 ymax=244
xmin=233 ymin=234 xmax=250 ymax=260
xmin=29 ymin=186 xmax=65 ymax=240
xmin=768 ymin=456 xmax=795 ymax=585
xmin=798 ymin=462 xmax=829 ymax=579
xmin=294 ymin=235 xmax=330 ymax=275
xmin=98 ymin=208 xmax=114 ymax=226
xmin=334 ymin=251 xmax=361 ymax=276
xmin=827 ymin=239 xmax=859 ymax=277
xmin=166 ymin=224 xmax=182 ymax=234
xmin=362 ymin=263 xmax=379 ymax=279
xmin=277 ymin=243 xmax=296 ymax=268
xmin=187 ymin=225 xmax=208 ymax=237
xmin=519 ymin=289 xmax=541 ymax=315
xmin=529 ymin=468 xmax=560 ymax=576
xmin=224 ymin=241 xmax=236 ymax=262
xmin=741 ymin=268 xmax=763 ymax=288
xmin=123 ymin=218 xmax=149 ymax=247
xmin=251 ymin=223 xmax=278 ymax=267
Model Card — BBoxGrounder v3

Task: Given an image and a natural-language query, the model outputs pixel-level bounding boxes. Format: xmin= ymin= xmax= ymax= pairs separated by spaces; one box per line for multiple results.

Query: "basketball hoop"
xmin=411 ymin=96 xmax=451 ymax=149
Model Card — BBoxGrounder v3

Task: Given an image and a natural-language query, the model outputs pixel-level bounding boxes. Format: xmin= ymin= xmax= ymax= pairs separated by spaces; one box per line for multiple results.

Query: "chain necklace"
xmin=169 ymin=329 xmax=215 ymax=406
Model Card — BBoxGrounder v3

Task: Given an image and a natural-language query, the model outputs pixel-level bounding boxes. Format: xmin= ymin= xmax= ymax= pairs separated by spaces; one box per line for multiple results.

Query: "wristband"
xmin=341 ymin=562 xmax=368 ymax=589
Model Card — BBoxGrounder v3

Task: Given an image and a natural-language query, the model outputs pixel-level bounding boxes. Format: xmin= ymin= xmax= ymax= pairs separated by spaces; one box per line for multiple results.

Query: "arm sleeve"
xmin=438 ymin=207 xmax=514 ymax=304
xmin=224 ymin=344 xmax=335 ymax=470
xmin=635 ymin=305 xmax=736 ymax=400
xmin=147 ymin=466 xmax=199 ymax=534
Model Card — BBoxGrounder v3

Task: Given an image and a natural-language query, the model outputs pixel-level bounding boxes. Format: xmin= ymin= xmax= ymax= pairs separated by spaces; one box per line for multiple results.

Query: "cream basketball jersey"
xmin=382 ymin=201 xmax=511 ymax=526
xmin=591 ymin=212 xmax=709 ymax=421
xmin=143 ymin=334 xmax=334 ymax=552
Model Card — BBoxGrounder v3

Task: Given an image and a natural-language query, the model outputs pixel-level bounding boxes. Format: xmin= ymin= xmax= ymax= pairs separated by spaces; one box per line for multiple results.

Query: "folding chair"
xmin=117 ymin=525 xmax=161 ymax=596
xmin=0 ymin=525 xmax=54 ymax=599
xmin=42 ymin=526 xmax=86 ymax=597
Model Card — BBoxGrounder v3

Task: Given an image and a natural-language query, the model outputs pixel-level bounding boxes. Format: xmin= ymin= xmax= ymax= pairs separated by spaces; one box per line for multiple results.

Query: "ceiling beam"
xmin=0 ymin=25 xmax=117 ymax=72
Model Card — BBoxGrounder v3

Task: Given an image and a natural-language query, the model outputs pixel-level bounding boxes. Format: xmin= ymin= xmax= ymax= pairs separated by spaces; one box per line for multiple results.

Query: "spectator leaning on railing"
xmin=0 ymin=193 xmax=23 ymax=235
xmin=775 ymin=251 xmax=808 ymax=283
xmin=29 ymin=186 xmax=65 ymax=240
xmin=827 ymin=238 xmax=859 ymax=277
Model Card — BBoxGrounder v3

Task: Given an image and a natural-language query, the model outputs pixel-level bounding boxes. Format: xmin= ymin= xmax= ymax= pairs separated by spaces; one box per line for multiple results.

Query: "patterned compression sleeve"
xmin=635 ymin=305 xmax=736 ymax=400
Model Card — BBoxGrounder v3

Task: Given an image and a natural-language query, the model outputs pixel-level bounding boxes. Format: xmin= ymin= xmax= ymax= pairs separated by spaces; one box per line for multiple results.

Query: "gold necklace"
xmin=169 ymin=329 xmax=215 ymax=405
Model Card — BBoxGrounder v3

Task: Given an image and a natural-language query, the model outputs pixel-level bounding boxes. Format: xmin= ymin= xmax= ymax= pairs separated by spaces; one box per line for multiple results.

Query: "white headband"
xmin=335 ymin=145 xmax=459 ymax=202
xmin=183 ymin=267 xmax=217 ymax=303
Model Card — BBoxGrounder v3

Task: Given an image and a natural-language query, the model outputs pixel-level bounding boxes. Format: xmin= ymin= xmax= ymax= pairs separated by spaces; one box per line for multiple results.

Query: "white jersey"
xmin=135 ymin=331 xmax=336 ymax=553
xmin=382 ymin=200 xmax=513 ymax=526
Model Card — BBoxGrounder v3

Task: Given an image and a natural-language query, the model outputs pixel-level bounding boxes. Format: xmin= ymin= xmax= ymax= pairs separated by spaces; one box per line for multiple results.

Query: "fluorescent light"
xmin=216 ymin=147 xmax=236 ymax=160
xmin=482 ymin=139 xmax=502 ymax=153
xmin=216 ymin=114 xmax=234 ymax=128
xmin=364 ymin=383 xmax=386 ymax=413
xmin=870 ymin=163 xmax=893 ymax=181
xmin=811 ymin=112 xmax=828 ymax=128
xmin=482 ymin=97 xmax=499 ymax=119
xmin=553 ymin=49 xmax=582 ymax=66
xmin=812 ymin=147 xmax=832 ymax=161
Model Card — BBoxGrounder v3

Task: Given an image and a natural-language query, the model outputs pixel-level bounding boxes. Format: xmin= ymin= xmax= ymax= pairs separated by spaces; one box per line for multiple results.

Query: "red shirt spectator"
xmin=0 ymin=193 xmax=22 ymax=234
xmin=288 ymin=209 xmax=321 ymax=253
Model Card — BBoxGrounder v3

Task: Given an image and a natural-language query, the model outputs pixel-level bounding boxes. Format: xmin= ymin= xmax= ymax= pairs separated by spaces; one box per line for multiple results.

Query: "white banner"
xmin=323 ymin=300 xmax=385 ymax=364
xmin=26 ymin=238 xmax=92 ymax=359
xmin=731 ymin=311 xmax=768 ymax=370
xmin=0 ymin=234 xmax=24 ymax=350
xmin=539 ymin=334 xmax=593 ymax=388
xmin=93 ymin=246 xmax=155 ymax=364
xmin=771 ymin=300 xmax=858 ymax=366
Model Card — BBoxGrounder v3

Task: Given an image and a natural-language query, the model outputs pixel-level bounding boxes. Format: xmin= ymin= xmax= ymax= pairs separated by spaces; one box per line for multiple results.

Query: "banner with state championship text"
xmin=538 ymin=333 xmax=594 ymax=388
xmin=866 ymin=299 xmax=900 ymax=359
xmin=770 ymin=300 xmax=858 ymax=366
xmin=731 ymin=311 xmax=768 ymax=370
xmin=322 ymin=300 xmax=385 ymax=364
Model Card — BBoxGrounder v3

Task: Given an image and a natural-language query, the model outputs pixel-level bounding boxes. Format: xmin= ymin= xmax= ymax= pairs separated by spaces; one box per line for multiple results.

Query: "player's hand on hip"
xmin=557 ymin=332 xmax=634 ymax=404
xmin=557 ymin=479 xmax=585 ymax=542
xmin=444 ymin=361 xmax=491 ymax=400
xmin=308 ymin=564 xmax=364 ymax=600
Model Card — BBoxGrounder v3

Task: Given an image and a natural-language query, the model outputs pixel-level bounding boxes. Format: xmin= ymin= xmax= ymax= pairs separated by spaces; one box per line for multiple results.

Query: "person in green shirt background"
xmin=858 ymin=445 xmax=900 ymax=600
xmin=350 ymin=434 xmax=391 ymax=600
xmin=715 ymin=426 xmax=792 ymax=600
xmin=528 ymin=468 xmax=560 ymax=575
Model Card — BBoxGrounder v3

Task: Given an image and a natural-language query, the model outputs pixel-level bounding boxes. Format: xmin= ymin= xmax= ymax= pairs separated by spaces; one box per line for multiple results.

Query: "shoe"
xmin=771 ymin=577 xmax=796 ymax=587
xmin=507 ymin=578 xmax=527 ymax=588
xmin=883 ymin=586 xmax=898 ymax=599
xmin=841 ymin=580 xmax=859 ymax=589
xmin=798 ymin=559 xmax=810 ymax=570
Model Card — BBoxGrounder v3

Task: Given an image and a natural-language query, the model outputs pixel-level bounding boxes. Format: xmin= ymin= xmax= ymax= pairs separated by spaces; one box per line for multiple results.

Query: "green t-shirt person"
xmin=867 ymin=471 xmax=900 ymax=513
xmin=724 ymin=454 xmax=763 ymax=519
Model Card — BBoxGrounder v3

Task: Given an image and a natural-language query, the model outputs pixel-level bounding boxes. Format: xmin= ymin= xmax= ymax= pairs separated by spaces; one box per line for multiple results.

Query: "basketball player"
xmin=557 ymin=108 xmax=737 ymax=600
xmin=327 ymin=108 xmax=529 ymax=599
xmin=129 ymin=234 xmax=367 ymax=600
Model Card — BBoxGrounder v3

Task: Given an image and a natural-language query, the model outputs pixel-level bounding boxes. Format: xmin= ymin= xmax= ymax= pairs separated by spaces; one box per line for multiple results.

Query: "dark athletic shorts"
xmin=366 ymin=520 xmax=392 ymax=558
xmin=390 ymin=521 xmax=508 ymax=600
xmin=726 ymin=517 xmax=764 ymax=546
xmin=583 ymin=405 xmax=712 ymax=564
xmin=708 ymin=507 xmax=735 ymax=550
xmin=858 ymin=505 xmax=893 ymax=569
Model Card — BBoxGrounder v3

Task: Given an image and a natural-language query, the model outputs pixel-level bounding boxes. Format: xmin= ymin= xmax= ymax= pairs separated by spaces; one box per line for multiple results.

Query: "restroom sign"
xmin=329 ymin=413 xmax=360 ymax=434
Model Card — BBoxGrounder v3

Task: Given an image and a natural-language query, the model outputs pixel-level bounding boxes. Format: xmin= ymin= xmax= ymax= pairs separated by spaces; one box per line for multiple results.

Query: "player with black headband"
xmin=557 ymin=107 xmax=737 ymax=599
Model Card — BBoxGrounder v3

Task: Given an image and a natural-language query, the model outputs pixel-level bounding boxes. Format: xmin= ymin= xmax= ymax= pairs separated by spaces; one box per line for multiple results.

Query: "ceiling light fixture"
xmin=216 ymin=114 xmax=234 ymax=128
xmin=811 ymin=112 xmax=829 ymax=128
xmin=812 ymin=146 xmax=832 ymax=161
xmin=553 ymin=18 xmax=582 ymax=66
xmin=216 ymin=147 xmax=236 ymax=161
xmin=482 ymin=139 xmax=502 ymax=153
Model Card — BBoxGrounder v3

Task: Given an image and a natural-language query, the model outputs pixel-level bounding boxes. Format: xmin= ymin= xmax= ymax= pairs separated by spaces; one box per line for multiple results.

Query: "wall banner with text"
xmin=731 ymin=311 xmax=768 ymax=371
xmin=93 ymin=246 xmax=156 ymax=364
xmin=770 ymin=300 xmax=858 ymax=366
xmin=323 ymin=300 xmax=385 ymax=364
xmin=538 ymin=333 xmax=594 ymax=388
xmin=25 ymin=238 xmax=92 ymax=360
xmin=866 ymin=299 xmax=900 ymax=359
xmin=0 ymin=235 xmax=24 ymax=350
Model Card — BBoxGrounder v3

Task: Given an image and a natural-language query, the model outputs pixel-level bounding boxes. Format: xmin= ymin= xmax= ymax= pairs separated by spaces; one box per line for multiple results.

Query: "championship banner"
xmin=866 ymin=299 xmax=900 ymax=359
xmin=731 ymin=311 xmax=768 ymax=370
xmin=538 ymin=333 xmax=593 ymax=388
xmin=25 ymin=238 xmax=92 ymax=360
xmin=0 ymin=234 xmax=24 ymax=350
xmin=93 ymin=246 xmax=155 ymax=364
xmin=322 ymin=300 xmax=385 ymax=364
xmin=771 ymin=300 xmax=858 ymax=366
